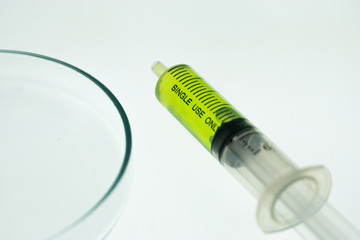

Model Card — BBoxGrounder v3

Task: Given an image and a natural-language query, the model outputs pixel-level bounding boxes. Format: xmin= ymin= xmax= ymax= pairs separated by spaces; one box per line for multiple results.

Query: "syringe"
xmin=152 ymin=62 xmax=360 ymax=240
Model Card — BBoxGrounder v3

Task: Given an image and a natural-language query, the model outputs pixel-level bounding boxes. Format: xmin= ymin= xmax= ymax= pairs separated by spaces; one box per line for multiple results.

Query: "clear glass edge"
xmin=0 ymin=49 xmax=132 ymax=239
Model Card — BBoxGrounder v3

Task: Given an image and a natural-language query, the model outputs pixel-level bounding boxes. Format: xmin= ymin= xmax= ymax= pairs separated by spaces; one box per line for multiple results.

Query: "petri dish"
xmin=0 ymin=50 xmax=132 ymax=240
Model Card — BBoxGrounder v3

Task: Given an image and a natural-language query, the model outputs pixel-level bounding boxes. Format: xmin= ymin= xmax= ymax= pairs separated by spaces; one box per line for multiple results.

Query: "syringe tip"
xmin=152 ymin=61 xmax=167 ymax=77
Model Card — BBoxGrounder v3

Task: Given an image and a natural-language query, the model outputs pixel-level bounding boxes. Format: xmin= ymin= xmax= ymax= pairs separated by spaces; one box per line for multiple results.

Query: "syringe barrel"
xmin=220 ymin=130 xmax=297 ymax=199
xmin=154 ymin=63 xmax=332 ymax=233
xmin=155 ymin=64 xmax=253 ymax=154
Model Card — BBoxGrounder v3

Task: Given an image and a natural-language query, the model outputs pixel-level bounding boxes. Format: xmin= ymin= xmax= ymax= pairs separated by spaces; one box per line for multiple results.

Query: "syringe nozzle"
xmin=152 ymin=61 xmax=167 ymax=77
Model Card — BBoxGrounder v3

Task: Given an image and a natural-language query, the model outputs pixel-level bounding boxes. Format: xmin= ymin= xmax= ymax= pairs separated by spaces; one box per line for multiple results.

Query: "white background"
xmin=1 ymin=0 xmax=360 ymax=239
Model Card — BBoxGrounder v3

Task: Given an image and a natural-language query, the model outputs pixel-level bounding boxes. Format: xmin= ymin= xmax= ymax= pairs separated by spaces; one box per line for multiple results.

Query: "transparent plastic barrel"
xmin=220 ymin=130 xmax=360 ymax=239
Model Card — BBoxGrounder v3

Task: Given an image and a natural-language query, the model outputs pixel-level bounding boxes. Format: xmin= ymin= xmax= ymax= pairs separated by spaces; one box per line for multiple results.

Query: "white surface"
xmin=1 ymin=0 xmax=360 ymax=239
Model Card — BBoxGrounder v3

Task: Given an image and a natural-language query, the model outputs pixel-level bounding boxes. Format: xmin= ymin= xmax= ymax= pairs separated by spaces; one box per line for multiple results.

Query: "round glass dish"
xmin=0 ymin=50 xmax=132 ymax=240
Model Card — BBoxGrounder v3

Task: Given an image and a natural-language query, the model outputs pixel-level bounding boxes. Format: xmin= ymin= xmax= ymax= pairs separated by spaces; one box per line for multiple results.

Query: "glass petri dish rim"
xmin=0 ymin=49 xmax=132 ymax=239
